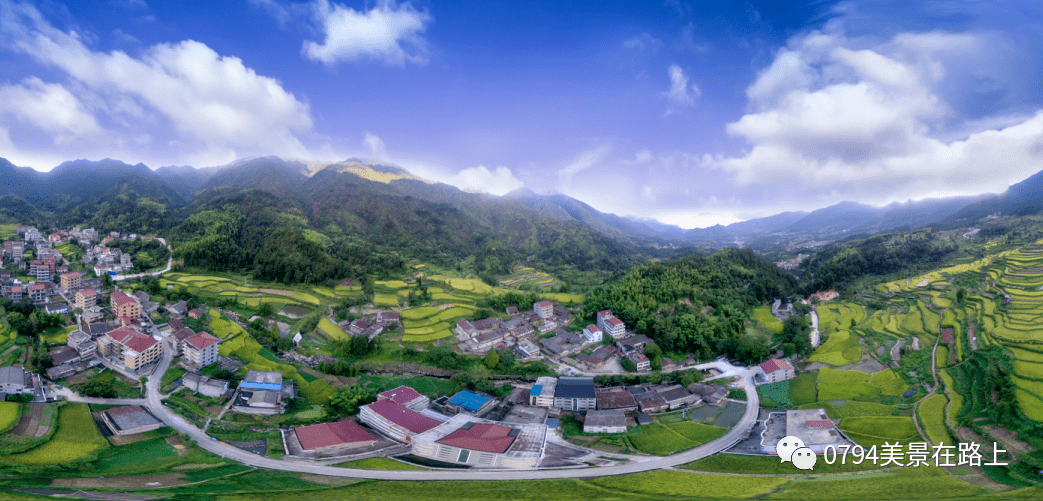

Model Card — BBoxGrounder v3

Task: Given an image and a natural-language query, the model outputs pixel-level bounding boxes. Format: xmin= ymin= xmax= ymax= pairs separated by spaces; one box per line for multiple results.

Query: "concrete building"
xmin=0 ymin=366 xmax=29 ymax=394
xmin=101 ymin=406 xmax=164 ymax=436
xmin=655 ymin=385 xmax=701 ymax=410
xmin=66 ymin=329 xmax=97 ymax=358
xmin=761 ymin=408 xmax=848 ymax=454
xmin=359 ymin=399 xmax=442 ymax=443
xmin=98 ymin=326 xmax=161 ymax=370
xmin=583 ymin=409 xmax=627 ymax=433
xmin=110 ymin=290 xmax=141 ymax=319
xmin=49 ymin=346 xmax=81 ymax=366
xmin=182 ymin=332 xmax=220 ymax=371
xmin=533 ymin=300 xmax=553 ymax=320
xmin=553 ymin=377 xmax=596 ymax=411
xmin=687 ymin=383 xmax=728 ymax=405
xmin=581 ymin=324 xmax=603 ymax=344
xmin=377 ymin=385 xmax=430 ymax=411
xmin=758 ymin=359 xmax=795 ymax=384
xmin=82 ymin=305 xmax=104 ymax=323
xmin=633 ymin=391 xmax=669 ymax=413
xmin=446 ymin=391 xmax=495 ymax=415
xmin=27 ymin=283 xmax=47 ymax=303
xmin=455 ymin=320 xmax=477 ymax=338
xmin=60 ymin=271 xmax=81 ymax=291
xmin=182 ymin=372 xmax=229 ymax=398
xmin=294 ymin=420 xmax=378 ymax=452
xmin=74 ymin=288 xmax=97 ymax=310
xmin=596 ymin=310 xmax=626 ymax=339
xmin=528 ymin=376 xmax=557 ymax=407
xmin=232 ymin=370 xmax=294 ymax=415
xmin=411 ymin=414 xmax=547 ymax=468
xmin=595 ymin=389 xmax=638 ymax=412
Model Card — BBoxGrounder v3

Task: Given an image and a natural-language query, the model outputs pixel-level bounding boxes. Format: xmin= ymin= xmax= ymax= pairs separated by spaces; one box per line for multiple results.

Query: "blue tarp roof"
xmin=241 ymin=382 xmax=282 ymax=391
xmin=449 ymin=390 xmax=492 ymax=412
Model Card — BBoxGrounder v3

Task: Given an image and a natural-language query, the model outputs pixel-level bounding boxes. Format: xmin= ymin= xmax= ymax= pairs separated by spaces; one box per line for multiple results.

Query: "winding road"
xmin=74 ymin=340 xmax=760 ymax=480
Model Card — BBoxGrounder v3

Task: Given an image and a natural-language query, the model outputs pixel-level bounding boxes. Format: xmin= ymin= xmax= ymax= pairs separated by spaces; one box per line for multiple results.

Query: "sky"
xmin=1 ymin=0 xmax=1043 ymax=229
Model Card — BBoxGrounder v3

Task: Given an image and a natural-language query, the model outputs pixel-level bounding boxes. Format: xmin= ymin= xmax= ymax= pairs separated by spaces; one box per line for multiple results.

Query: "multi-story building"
xmin=533 ymin=300 xmax=554 ymax=320
xmin=581 ymin=324 xmax=603 ymax=344
xmin=98 ymin=326 xmax=161 ymax=370
xmin=75 ymin=288 xmax=97 ymax=310
xmin=182 ymin=332 xmax=220 ymax=370
xmin=60 ymin=271 xmax=81 ymax=291
xmin=758 ymin=359 xmax=795 ymax=384
xmin=528 ymin=376 xmax=557 ymax=407
xmin=110 ymin=290 xmax=141 ymax=319
xmin=66 ymin=329 xmax=97 ymax=358
xmin=552 ymin=377 xmax=597 ymax=411
xmin=27 ymin=283 xmax=47 ymax=302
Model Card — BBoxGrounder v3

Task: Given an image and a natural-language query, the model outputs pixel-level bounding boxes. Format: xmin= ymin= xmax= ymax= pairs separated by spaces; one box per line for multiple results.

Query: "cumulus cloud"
xmin=303 ymin=0 xmax=431 ymax=66
xmin=0 ymin=1 xmax=313 ymax=163
xmin=451 ymin=165 xmax=524 ymax=196
xmin=363 ymin=131 xmax=387 ymax=159
xmin=0 ymin=77 xmax=104 ymax=144
xmin=664 ymin=64 xmax=700 ymax=111
xmin=710 ymin=29 xmax=1043 ymax=202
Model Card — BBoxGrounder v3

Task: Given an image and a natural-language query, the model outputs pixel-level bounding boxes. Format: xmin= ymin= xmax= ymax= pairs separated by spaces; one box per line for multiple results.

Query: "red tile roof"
xmin=607 ymin=317 xmax=623 ymax=326
xmin=365 ymin=400 xmax=440 ymax=433
xmin=759 ymin=359 xmax=793 ymax=374
xmin=63 ymin=271 xmax=81 ymax=280
xmin=185 ymin=332 xmax=219 ymax=350
xmin=437 ymin=422 xmax=516 ymax=453
xmin=77 ymin=288 xmax=97 ymax=298
xmin=585 ymin=324 xmax=601 ymax=332
xmin=295 ymin=420 xmax=377 ymax=450
xmin=535 ymin=300 xmax=552 ymax=308
xmin=108 ymin=326 xmax=157 ymax=353
xmin=598 ymin=310 xmax=612 ymax=316
xmin=111 ymin=290 xmax=137 ymax=307
xmin=28 ymin=283 xmax=46 ymax=291
xmin=806 ymin=420 xmax=833 ymax=428
xmin=378 ymin=385 xmax=423 ymax=405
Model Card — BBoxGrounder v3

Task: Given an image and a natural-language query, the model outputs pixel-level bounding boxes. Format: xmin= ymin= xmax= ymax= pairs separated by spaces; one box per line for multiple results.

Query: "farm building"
xmin=294 ymin=420 xmax=378 ymax=452
xmin=447 ymin=391 xmax=496 ymax=415
xmin=757 ymin=359 xmax=795 ymax=384
xmin=101 ymin=405 xmax=164 ymax=436
xmin=595 ymin=389 xmax=638 ymax=412
xmin=761 ymin=409 xmax=849 ymax=454
xmin=687 ymin=383 xmax=728 ymax=405
xmin=655 ymin=385 xmax=701 ymax=410
xmin=583 ymin=409 xmax=627 ymax=433
xmin=183 ymin=372 xmax=229 ymax=398
xmin=633 ymin=391 xmax=669 ymax=413
xmin=377 ymin=385 xmax=430 ymax=410
xmin=232 ymin=370 xmax=295 ymax=414
xmin=411 ymin=414 xmax=547 ymax=468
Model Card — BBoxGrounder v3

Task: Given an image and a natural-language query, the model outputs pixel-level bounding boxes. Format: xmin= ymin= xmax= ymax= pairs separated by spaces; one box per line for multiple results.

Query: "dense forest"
xmin=582 ymin=248 xmax=796 ymax=361
xmin=798 ymin=231 xmax=959 ymax=292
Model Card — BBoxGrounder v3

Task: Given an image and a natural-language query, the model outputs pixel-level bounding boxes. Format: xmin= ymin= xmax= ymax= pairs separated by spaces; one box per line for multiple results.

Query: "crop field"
xmin=92 ymin=438 xmax=180 ymax=475
xmin=918 ymin=393 xmax=952 ymax=446
xmin=2 ymin=403 xmax=108 ymax=465
xmin=588 ymin=470 xmax=788 ymax=499
xmin=750 ymin=306 xmax=783 ymax=334
xmin=316 ymin=318 xmax=350 ymax=341
xmin=798 ymin=401 xmax=898 ymax=419
xmin=757 ymin=380 xmax=793 ymax=408
xmin=373 ymin=293 xmax=399 ymax=306
xmin=39 ymin=325 xmax=75 ymax=344
xmin=938 ymin=370 xmax=963 ymax=428
xmin=336 ymin=457 xmax=428 ymax=470
xmin=838 ymin=416 xmax=922 ymax=449
xmin=0 ymin=402 xmax=20 ymax=432
xmin=816 ymin=367 xmax=909 ymax=402
xmin=768 ymin=465 xmax=981 ymax=500
xmin=808 ymin=330 xmax=862 ymax=366
xmin=790 ymin=373 xmax=818 ymax=405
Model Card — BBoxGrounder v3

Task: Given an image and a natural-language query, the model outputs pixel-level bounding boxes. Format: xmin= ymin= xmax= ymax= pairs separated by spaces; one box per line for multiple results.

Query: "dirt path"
xmin=10 ymin=402 xmax=42 ymax=436
xmin=968 ymin=323 xmax=978 ymax=351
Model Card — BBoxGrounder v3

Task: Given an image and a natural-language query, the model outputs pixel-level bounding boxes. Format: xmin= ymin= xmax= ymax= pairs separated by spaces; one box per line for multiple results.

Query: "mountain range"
xmin=1 ymin=155 xmax=1041 ymax=260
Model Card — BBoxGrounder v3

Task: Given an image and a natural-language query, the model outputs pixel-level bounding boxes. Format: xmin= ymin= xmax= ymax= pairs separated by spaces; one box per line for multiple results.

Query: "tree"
xmin=484 ymin=349 xmax=500 ymax=370
xmin=956 ymin=288 xmax=966 ymax=304
xmin=327 ymin=385 xmax=374 ymax=415
xmin=257 ymin=302 xmax=275 ymax=317
xmin=620 ymin=358 xmax=637 ymax=372
xmin=139 ymin=376 xmax=148 ymax=395
xmin=75 ymin=380 xmax=117 ymax=398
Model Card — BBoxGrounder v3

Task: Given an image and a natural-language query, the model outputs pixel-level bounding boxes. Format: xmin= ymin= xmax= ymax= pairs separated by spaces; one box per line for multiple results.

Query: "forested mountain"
xmin=798 ymin=231 xmax=959 ymax=292
xmin=583 ymin=248 xmax=797 ymax=361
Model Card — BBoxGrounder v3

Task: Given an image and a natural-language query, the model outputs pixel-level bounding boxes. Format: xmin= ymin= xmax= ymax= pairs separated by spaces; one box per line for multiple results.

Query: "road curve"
xmin=135 ymin=339 xmax=759 ymax=480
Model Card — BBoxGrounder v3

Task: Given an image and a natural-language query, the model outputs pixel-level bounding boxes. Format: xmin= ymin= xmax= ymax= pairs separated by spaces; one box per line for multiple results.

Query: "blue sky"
xmin=1 ymin=0 xmax=1042 ymax=228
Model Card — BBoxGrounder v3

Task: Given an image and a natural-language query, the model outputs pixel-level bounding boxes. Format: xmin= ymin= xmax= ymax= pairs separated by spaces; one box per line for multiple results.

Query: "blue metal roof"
xmin=241 ymin=382 xmax=282 ymax=391
xmin=449 ymin=390 xmax=492 ymax=412
xmin=530 ymin=384 xmax=542 ymax=396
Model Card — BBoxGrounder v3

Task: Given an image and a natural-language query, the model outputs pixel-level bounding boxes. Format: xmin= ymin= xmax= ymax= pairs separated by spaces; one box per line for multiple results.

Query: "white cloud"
xmin=0 ymin=1 xmax=313 ymax=162
xmin=623 ymin=32 xmax=662 ymax=51
xmin=303 ymin=0 xmax=431 ymax=66
xmin=451 ymin=165 xmax=524 ymax=195
xmin=0 ymin=77 xmax=104 ymax=144
xmin=362 ymin=131 xmax=387 ymax=159
xmin=557 ymin=145 xmax=611 ymax=182
xmin=711 ymin=29 xmax=1043 ymax=203
xmin=664 ymin=64 xmax=700 ymax=111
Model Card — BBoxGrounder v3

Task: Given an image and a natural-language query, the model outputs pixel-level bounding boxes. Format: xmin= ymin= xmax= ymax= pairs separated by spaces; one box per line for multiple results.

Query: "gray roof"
xmin=554 ymin=377 xmax=595 ymax=399
xmin=105 ymin=406 xmax=162 ymax=431
xmin=0 ymin=366 xmax=26 ymax=386
xmin=585 ymin=409 xmax=626 ymax=428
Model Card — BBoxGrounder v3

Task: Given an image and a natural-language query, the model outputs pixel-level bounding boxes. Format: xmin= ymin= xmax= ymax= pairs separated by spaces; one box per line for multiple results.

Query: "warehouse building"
xmin=411 ymin=414 xmax=547 ymax=468
xmin=101 ymin=405 xmax=164 ymax=436
xmin=360 ymin=399 xmax=442 ymax=443
xmin=583 ymin=409 xmax=627 ymax=434
xmin=294 ymin=420 xmax=378 ymax=452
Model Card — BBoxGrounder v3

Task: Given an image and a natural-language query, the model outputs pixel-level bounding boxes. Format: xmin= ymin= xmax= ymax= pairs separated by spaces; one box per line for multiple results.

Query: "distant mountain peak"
xmin=305 ymin=158 xmax=433 ymax=185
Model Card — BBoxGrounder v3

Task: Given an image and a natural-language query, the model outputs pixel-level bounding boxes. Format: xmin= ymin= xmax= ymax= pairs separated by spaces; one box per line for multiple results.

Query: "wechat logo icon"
xmin=777 ymin=436 xmax=816 ymax=470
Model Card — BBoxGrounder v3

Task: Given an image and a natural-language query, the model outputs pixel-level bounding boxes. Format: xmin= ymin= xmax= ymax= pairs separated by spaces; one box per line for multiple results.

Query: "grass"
xmin=838 ymin=416 xmax=922 ymax=449
xmin=769 ymin=465 xmax=981 ymax=500
xmin=758 ymin=380 xmax=793 ymax=408
xmin=798 ymin=401 xmax=898 ymax=419
xmin=93 ymin=438 xmax=179 ymax=475
xmin=751 ymin=305 xmax=784 ymax=335
xmin=336 ymin=457 xmax=428 ymax=470
xmin=2 ymin=403 xmax=108 ymax=465
xmin=39 ymin=325 xmax=76 ymax=344
xmin=790 ymin=373 xmax=818 ymax=406
xmin=918 ymin=393 xmax=953 ymax=446
xmin=357 ymin=375 xmax=455 ymax=397
xmin=681 ymin=453 xmax=894 ymax=474
xmin=627 ymin=423 xmax=727 ymax=455
xmin=0 ymin=402 xmax=20 ymax=433
xmin=588 ymin=470 xmax=787 ymax=499
xmin=317 ymin=317 xmax=350 ymax=341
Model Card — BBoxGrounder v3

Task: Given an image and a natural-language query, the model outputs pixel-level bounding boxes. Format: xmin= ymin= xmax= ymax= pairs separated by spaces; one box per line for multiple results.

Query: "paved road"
xmin=114 ymin=238 xmax=172 ymax=282
xmin=57 ymin=336 xmax=759 ymax=480
xmin=810 ymin=309 xmax=820 ymax=348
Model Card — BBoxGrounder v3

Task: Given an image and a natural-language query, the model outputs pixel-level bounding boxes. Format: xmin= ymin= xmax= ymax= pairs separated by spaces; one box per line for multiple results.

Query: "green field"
xmin=336 ymin=457 xmax=428 ymax=470
xmin=817 ymin=367 xmax=909 ymax=402
xmin=2 ymin=403 xmax=108 ymax=465
xmin=790 ymin=373 xmax=818 ymax=405
xmin=918 ymin=393 xmax=953 ymax=446
xmin=317 ymin=317 xmax=350 ymax=341
xmin=809 ymin=330 xmax=862 ymax=366
xmin=93 ymin=438 xmax=179 ymax=475
xmin=628 ymin=423 xmax=727 ymax=456
xmin=838 ymin=416 xmax=922 ymax=449
xmin=0 ymin=402 xmax=19 ymax=433
xmin=750 ymin=306 xmax=783 ymax=334
xmin=798 ymin=400 xmax=898 ymax=419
